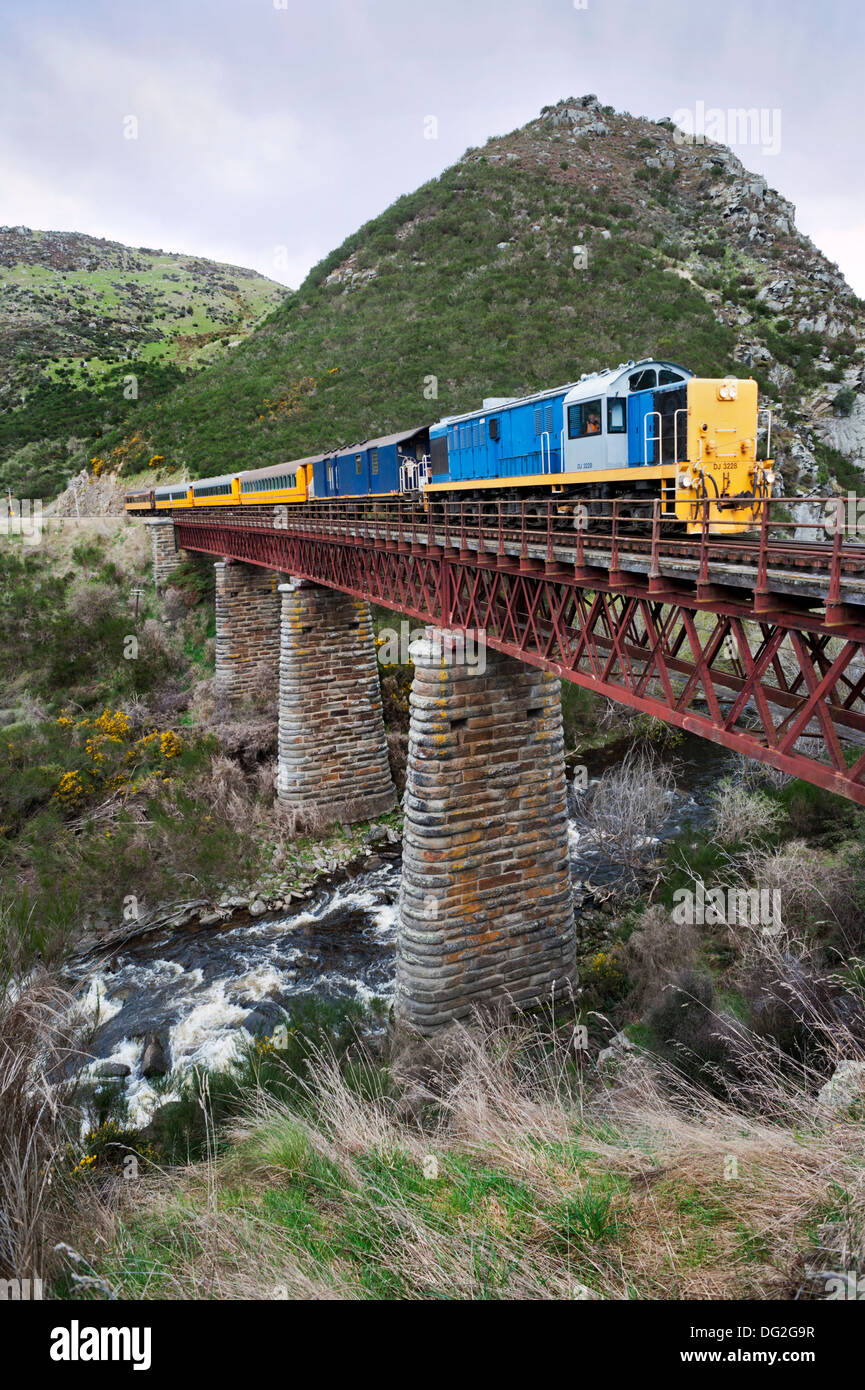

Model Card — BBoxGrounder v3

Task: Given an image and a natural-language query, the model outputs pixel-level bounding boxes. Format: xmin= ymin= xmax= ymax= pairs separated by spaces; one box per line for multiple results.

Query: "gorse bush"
xmin=0 ymin=709 xmax=186 ymax=836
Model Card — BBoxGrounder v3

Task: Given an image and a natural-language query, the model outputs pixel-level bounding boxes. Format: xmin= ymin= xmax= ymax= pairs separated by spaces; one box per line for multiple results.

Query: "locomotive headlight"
xmin=718 ymin=380 xmax=738 ymax=401
xmin=677 ymin=471 xmax=694 ymax=488
xmin=763 ymin=469 xmax=775 ymax=485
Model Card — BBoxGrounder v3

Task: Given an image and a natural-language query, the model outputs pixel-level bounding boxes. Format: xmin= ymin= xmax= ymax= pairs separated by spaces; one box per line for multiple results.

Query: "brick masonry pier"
xmin=276 ymin=579 xmax=397 ymax=822
xmin=396 ymin=629 xmax=576 ymax=1031
xmin=146 ymin=516 xmax=183 ymax=591
xmin=214 ymin=560 xmax=282 ymax=702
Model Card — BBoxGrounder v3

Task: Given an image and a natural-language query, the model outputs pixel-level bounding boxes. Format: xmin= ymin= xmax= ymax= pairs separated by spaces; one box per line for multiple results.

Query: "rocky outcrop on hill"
xmin=47 ymin=466 xmax=130 ymax=517
xmin=466 ymin=95 xmax=864 ymax=495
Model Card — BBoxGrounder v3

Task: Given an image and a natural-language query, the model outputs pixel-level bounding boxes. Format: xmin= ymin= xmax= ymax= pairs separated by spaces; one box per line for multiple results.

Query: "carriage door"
xmin=627 ymin=390 xmax=655 ymax=466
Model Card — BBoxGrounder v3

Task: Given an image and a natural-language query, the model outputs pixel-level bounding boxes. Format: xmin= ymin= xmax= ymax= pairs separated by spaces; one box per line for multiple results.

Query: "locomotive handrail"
xmin=645 ymin=411 xmax=662 ymax=466
xmin=541 ymin=431 xmax=551 ymax=474
xmin=758 ymin=408 xmax=773 ymax=462
xmin=674 ymin=407 xmax=687 ymax=465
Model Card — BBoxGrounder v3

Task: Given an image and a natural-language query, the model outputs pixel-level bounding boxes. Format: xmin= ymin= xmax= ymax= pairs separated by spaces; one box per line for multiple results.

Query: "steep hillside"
xmin=0 ymin=227 xmax=287 ymax=496
xmin=83 ymin=95 xmax=865 ymax=494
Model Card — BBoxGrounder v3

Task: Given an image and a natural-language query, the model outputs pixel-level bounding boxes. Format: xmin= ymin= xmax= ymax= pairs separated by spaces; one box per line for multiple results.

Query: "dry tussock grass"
xmin=68 ymin=1167 xmax=355 ymax=1300
xmin=0 ymin=975 xmax=82 ymax=1283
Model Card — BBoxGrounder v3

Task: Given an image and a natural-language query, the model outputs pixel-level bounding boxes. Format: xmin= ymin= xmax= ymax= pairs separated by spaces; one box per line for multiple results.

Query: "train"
xmin=124 ymin=357 xmax=775 ymax=535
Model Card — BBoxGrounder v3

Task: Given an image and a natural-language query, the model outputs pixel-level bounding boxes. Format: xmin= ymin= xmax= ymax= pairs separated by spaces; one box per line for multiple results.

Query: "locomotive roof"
xmin=562 ymin=359 xmax=693 ymax=405
xmin=433 ymin=359 xmax=694 ymax=428
xmin=434 ymin=382 xmax=576 ymax=428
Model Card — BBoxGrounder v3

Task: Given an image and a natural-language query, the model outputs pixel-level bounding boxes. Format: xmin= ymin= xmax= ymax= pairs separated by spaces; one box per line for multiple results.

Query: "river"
xmin=67 ymin=732 xmax=736 ymax=1124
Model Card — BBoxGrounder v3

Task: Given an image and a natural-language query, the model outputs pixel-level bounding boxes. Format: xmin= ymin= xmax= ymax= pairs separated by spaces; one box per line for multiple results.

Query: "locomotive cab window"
xmin=568 ymin=399 xmax=603 ymax=438
xmin=355 ymin=455 xmax=363 ymax=475
xmin=629 ymin=368 xmax=657 ymax=391
xmin=607 ymin=398 xmax=626 ymax=434
xmin=659 ymin=369 xmax=684 ymax=385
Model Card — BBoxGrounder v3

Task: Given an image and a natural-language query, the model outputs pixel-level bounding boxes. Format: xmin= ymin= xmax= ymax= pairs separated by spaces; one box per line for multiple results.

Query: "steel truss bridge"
xmin=171 ymin=494 xmax=865 ymax=805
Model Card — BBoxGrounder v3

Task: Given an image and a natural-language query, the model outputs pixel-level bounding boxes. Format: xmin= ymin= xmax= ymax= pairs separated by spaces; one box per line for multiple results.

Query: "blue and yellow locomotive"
xmin=125 ymin=357 xmax=774 ymax=535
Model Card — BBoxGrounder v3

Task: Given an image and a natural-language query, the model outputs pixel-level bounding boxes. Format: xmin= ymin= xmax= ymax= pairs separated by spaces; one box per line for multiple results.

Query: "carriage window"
xmin=567 ymin=399 xmax=603 ymax=438
xmin=607 ymin=399 xmax=626 ymax=434
xmin=629 ymin=368 xmax=657 ymax=391
xmin=659 ymin=369 xmax=684 ymax=385
xmin=355 ymin=454 xmax=363 ymax=475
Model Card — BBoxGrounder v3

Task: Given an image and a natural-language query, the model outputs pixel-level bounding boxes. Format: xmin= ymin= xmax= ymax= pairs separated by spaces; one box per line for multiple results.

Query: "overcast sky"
xmin=1 ymin=0 xmax=863 ymax=295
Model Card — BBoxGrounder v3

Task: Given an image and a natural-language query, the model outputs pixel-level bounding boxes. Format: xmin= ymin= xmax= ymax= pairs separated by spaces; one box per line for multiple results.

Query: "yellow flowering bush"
xmin=580 ymin=948 xmax=629 ymax=1003
xmin=48 ymin=713 xmax=185 ymax=817
xmin=94 ymin=709 xmax=131 ymax=740
xmin=68 ymin=1118 xmax=155 ymax=1177
xmin=160 ymin=730 xmax=183 ymax=759
xmin=53 ymin=769 xmax=85 ymax=808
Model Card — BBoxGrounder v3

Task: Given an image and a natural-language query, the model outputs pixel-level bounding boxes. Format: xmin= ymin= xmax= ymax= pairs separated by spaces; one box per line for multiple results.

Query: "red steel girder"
xmin=173 ymin=520 xmax=865 ymax=805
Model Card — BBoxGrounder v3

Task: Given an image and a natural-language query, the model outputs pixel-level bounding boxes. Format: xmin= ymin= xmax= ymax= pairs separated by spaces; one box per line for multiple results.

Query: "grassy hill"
xmin=0 ymin=227 xmax=287 ymax=496
xmin=83 ymin=95 xmax=864 ymax=492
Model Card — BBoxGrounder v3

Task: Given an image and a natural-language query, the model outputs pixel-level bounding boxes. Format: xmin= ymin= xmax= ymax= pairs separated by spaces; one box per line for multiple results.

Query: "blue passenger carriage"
xmin=310 ymin=426 xmax=430 ymax=499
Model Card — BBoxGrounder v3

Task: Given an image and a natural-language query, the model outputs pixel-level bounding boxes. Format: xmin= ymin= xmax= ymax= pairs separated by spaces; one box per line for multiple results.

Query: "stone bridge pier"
xmin=275 ymin=579 xmax=397 ymax=823
xmin=145 ymin=515 xmax=184 ymax=591
xmin=213 ymin=559 xmax=283 ymax=701
xmin=208 ymin=561 xmax=396 ymax=819
xmin=396 ymin=629 xmax=576 ymax=1031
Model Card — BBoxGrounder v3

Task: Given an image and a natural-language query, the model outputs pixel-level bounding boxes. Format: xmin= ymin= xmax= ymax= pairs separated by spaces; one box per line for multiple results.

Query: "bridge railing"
xmin=194 ymin=492 xmax=865 ymax=585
